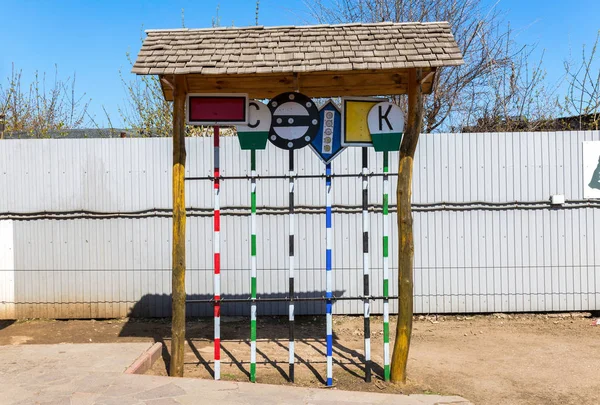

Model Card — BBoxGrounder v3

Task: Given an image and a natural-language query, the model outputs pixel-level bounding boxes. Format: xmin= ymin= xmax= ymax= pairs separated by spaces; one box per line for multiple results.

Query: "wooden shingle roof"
xmin=132 ymin=22 xmax=463 ymax=100
xmin=133 ymin=22 xmax=463 ymax=76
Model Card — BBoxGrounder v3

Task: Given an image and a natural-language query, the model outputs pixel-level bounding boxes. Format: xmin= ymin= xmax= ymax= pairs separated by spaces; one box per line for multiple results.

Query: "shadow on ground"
xmin=118 ymin=292 xmax=382 ymax=383
xmin=0 ymin=320 xmax=15 ymax=331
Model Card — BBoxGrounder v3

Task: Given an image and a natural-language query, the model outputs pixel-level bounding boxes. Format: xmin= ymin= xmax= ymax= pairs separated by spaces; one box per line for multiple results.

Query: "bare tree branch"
xmin=308 ymin=0 xmax=558 ymax=133
xmin=0 ymin=63 xmax=91 ymax=138
xmin=563 ymin=31 xmax=600 ymax=130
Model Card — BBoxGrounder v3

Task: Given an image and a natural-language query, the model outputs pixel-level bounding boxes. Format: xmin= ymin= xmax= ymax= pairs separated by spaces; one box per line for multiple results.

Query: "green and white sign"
xmin=367 ymin=101 xmax=404 ymax=152
xmin=236 ymin=100 xmax=271 ymax=150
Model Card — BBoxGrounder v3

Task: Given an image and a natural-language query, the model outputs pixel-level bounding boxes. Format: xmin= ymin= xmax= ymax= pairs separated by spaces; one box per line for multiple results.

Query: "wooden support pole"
xmin=391 ymin=68 xmax=423 ymax=383
xmin=0 ymin=114 xmax=5 ymax=139
xmin=171 ymin=75 xmax=187 ymax=377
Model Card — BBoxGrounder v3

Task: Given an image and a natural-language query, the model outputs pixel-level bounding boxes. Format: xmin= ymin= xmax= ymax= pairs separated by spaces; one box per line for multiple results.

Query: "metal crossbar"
xmin=186 ymin=295 xmax=399 ymax=304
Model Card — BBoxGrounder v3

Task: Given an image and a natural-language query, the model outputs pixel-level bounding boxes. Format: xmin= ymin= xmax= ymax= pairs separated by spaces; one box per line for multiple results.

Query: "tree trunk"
xmin=391 ymin=68 xmax=423 ymax=383
xmin=171 ymin=75 xmax=187 ymax=377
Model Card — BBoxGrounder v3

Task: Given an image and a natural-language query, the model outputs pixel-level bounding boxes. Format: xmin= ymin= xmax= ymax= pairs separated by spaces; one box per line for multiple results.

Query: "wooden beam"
xmin=159 ymin=68 xmax=435 ymax=100
xmin=186 ymin=70 xmax=409 ymax=89
xmin=161 ymin=75 xmax=175 ymax=90
xmin=170 ymin=75 xmax=187 ymax=378
xmin=163 ymin=87 xmax=174 ymax=102
xmin=420 ymin=68 xmax=436 ymax=85
xmin=293 ymin=72 xmax=300 ymax=92
xmin=391 ymin=67 xmax=423 ymax=384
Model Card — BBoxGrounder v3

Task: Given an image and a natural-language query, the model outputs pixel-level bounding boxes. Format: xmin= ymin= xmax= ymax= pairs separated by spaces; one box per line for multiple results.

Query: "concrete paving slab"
xmin=0 ymin=343 xmax=472 ymax=405
xmin=0 ymin=343 xmax=153 ymax=373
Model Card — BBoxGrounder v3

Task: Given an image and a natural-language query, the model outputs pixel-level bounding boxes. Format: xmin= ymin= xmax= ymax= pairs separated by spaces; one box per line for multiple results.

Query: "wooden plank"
xmin=185 ymin=71 xmax=410 ymax=86
xmin=183 ymin=86 xmax=408 ymax=99
xmin=171 ymin=74 xmax=187 ymax=378
xmin=163 ymin=87 xmax=174 ymax=102
xmin=391 ymin=68 xmax=423 ymax=384
xmin=159 ymin=68 xmax=435 ymax=100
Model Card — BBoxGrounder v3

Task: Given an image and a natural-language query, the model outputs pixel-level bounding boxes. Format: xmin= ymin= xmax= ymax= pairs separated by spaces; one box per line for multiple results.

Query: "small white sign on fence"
xmin=0 ymin=220 xmax=15 ymax=319
xmin=583 ymin=141 xmax=600 ymax=199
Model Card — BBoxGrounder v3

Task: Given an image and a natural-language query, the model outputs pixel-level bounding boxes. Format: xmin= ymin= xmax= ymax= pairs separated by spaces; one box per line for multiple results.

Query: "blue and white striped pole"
xmin=325 ymin=162 xmax=333 ymax=386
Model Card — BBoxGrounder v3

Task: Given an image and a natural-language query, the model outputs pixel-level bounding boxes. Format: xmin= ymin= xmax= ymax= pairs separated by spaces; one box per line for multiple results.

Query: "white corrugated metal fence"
xmin=0 ymin=132 xmax=599 ymax=319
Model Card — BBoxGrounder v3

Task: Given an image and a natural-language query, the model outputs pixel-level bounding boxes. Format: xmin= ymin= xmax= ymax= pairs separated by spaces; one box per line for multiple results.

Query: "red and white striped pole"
xmin=213 ymin=126 xmax=221 ymax=380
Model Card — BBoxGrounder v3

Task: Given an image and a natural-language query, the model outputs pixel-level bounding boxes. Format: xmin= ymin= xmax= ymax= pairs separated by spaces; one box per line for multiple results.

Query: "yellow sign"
xmin=341 ymin=97 xmax=381 ymax=147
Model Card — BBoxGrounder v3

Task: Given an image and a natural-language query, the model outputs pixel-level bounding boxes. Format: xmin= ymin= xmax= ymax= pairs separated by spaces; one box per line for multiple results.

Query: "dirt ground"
xmin=1 ymin=313 xmax=599 ymax=405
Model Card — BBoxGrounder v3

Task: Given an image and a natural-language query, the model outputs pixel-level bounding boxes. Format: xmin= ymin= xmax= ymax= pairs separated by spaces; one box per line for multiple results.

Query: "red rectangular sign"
xmin=187 ymin=94 xmax=248 ymax=125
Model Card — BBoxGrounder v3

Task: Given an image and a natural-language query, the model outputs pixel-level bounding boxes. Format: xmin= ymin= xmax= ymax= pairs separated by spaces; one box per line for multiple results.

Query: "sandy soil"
xmin=1 ymin=313 xmax=599 ymax=405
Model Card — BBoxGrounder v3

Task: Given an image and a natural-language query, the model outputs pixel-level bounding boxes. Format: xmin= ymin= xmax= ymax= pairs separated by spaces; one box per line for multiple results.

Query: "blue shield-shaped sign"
xmin=309 ymin=100 xmax=345 ymax=164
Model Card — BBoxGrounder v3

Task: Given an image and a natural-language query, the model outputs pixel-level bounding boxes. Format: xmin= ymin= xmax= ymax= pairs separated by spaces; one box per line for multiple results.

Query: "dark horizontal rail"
xmin=186 ymin=295 xmax=398 ymax=304
xmin=186 ymin=172 xmax=397 ymax=181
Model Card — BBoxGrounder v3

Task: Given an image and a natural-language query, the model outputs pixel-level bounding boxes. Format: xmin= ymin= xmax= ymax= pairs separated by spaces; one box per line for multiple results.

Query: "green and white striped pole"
xmin=369 ymin=100 xmax=404 ymax=382
xmin=250 ymin=149 xmax=258 ymax=382
xmin=382 ymin=151 xmax=390 ymax=381
xmin=237 ymin=100 xmax=271 ymax=383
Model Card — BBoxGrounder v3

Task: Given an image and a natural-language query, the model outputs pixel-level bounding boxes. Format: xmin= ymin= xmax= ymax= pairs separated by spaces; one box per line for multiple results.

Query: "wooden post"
xmin=391 ymin=68 xmax=423 ymax=383
xmin=171 ymin=75 xmax=187 ymax=377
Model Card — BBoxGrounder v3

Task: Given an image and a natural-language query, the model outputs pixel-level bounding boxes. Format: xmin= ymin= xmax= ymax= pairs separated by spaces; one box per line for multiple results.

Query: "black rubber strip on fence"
xmin=2 ymin=200 xmax=600 ymax=221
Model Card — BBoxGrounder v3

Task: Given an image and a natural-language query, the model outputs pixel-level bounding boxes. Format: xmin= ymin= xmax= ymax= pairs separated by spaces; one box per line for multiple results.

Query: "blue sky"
xmin=1 ymin=0 xmax=598 ymax=127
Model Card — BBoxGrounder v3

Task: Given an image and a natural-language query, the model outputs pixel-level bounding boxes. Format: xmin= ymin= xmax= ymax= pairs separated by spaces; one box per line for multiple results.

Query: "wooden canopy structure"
xmin=133 ymin=22 xmax=463 ymax=99
xmin=132 ymin=21 xmax=463 ymax=382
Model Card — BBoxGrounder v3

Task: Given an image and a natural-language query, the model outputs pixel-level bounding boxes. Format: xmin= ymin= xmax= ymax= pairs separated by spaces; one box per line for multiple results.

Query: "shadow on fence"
xmin=124 ymin=291 xmax=348 ymax=318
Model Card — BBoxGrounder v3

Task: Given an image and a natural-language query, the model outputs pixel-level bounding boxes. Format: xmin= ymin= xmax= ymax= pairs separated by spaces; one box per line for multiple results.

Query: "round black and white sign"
xmin=267 ymin=92 xmax=320 ymax=150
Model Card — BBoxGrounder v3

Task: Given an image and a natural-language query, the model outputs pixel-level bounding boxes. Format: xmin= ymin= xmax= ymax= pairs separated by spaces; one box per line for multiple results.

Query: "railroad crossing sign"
xmin=267 ymin=92 xmax=320 ymax=150
xmin=309 ymin=100 xmax=345 ymax=164
xmin=236 ymin=100 xmax=272 ymax=150
xmin=367 ymin=101 xmax=405 ymax=152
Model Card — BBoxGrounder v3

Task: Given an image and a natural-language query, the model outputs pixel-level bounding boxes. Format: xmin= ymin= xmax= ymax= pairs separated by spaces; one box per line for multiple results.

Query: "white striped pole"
xmin=382 ymin=151 xmax=390 ymax=381
xmin=325 ymin=162 xmax=333 ymax=386
xmin=250 ymin=149 xmax=258 ymax=382
xmin=362 ymin=147 xmax=371 ymax=382
xmin=288 ymin=150 xmax=295 ymax=382
xmin=213 ymin=126 xmax=221 ymax=380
